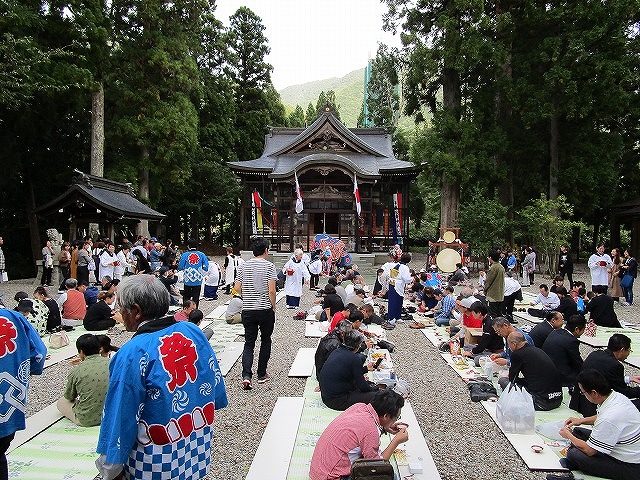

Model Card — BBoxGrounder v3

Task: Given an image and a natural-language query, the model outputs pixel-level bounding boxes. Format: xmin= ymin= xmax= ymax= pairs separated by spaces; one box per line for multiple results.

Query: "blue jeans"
xmin=622 ymin=280 xmax=634 ymax=304
xmin=435 ymin=316 xmax=450 ymax=326
xmin=241 ymin=308 xmax=275 ymax=379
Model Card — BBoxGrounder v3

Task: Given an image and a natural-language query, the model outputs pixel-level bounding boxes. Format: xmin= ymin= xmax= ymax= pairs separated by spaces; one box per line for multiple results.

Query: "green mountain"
xmin=279 ymin=68 xmax=365 ymax=127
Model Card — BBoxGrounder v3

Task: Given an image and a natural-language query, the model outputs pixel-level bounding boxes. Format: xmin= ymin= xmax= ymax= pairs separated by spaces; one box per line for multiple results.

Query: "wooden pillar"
xmin=69 ymin=221 xmax=78 ymax=241
xmin=632 ymin=218 xmax=640 ymax=260
xmin=107 ymin=222 xmax=115 ymax=242
xmin=610 ymin=213 xmax=621 ymax=249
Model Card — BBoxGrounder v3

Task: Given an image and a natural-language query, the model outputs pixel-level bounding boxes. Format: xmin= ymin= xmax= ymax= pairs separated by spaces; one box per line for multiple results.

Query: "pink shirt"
xmin=309 ymin=403 xmax=382 ymax=480
xmin=173 ymin=311 xmax=188 ymax=322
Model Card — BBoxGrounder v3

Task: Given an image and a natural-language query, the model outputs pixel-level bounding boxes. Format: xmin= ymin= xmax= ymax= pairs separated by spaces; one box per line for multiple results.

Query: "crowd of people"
xmin=1 ymin=233 xmax=640 ymax=480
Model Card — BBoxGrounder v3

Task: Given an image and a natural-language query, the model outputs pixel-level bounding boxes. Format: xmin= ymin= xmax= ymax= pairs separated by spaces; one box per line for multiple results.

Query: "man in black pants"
xmin=558 ymin=245 xmax=574 ymax=289
xmin=505 ymin=331 xmax=563 ymax=410
xmin=234 ymin=237 xmax=278 ymax=390
xmin=549 ymin=369 xmax=640 ymax=480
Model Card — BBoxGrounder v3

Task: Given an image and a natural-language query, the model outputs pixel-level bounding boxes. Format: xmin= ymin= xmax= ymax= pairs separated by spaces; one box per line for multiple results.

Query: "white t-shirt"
xmin=587 ymin=390 xmax=640 ymax=463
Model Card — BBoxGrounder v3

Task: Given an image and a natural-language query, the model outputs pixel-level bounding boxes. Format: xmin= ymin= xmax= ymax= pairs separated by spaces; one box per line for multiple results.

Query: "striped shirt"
xmin=236 ymin=258 xmax=277 ymax=310
xmin=587 ymin=390 xmax=640 ymax=463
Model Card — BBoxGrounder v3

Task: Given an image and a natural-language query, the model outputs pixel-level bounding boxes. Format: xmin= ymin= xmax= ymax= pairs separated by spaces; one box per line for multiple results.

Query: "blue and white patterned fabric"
xmin=0 ymin=309 xmax=47 ymax=439
xmin=178 ymin=250 xmax=209 ymax=287
xmin=96 ymin=321 xmax=228 ymax=480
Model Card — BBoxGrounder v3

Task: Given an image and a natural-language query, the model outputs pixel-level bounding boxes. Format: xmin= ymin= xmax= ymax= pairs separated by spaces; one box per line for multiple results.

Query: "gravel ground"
xmin=2 ymin=254 xmax=639 ymax=480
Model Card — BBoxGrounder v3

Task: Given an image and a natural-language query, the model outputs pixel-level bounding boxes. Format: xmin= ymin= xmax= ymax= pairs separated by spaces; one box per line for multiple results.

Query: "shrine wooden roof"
xmin=36 ymin=171 xmax=165 ymax=221
xmin=228 ymin=108 xmax=417 ymax=180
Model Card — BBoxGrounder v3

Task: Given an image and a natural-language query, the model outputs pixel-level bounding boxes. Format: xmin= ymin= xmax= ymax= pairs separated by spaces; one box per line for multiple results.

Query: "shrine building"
xmin=228 ymin=107 xmax=418 ymax=252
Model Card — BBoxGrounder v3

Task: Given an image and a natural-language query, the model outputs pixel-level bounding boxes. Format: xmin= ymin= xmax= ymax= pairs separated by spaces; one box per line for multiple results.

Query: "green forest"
xmin=1 ymin=1 xmax=639 ymax=277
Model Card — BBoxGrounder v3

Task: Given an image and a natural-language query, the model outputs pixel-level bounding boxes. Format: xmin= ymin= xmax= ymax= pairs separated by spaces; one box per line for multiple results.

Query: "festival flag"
xmin=252 ymin=191 xmax=263 ymax=230
xmin=393 ymin=193 xmax=403 ymax=243
xmin=251 ymin=191 xmax=258 ymax=235
xmin=294 ymin=171 xmax=303 ymax=214
xmin=353 ymin=173 xmax=361 ymax=215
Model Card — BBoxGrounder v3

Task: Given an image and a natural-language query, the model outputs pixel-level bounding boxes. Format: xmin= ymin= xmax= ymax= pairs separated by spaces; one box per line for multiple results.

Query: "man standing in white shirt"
xmin=588 ymin=244 xmax=613 ymax=294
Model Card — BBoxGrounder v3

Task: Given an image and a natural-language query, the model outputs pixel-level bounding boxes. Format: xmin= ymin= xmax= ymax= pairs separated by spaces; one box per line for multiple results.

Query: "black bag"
xmin=350 ymin=458 xmax=394 ymax=480
xmin=468 ymin=381 xmax=498 ymax=402
xmin=376 ymin=339 xmax=395 ymax=353
xmin=276 ymin=271 xmax=286 ymax=290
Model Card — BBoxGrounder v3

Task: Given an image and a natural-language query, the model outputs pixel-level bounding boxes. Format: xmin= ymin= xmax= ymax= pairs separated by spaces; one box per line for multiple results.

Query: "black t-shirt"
xmin=322 ymin=293 xmax=344 ymax=317
xmin=509 ymin=344 xmax=563 ymax=401
xmin=471 ymin=315 xmax=504 ymax=355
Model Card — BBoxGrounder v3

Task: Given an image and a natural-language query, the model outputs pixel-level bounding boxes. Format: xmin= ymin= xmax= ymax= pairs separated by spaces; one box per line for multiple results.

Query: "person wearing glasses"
xmin=547 ymin=369 xmax=640 ymax=480
xmin=571 ymin=334 xmax=640 ymax=416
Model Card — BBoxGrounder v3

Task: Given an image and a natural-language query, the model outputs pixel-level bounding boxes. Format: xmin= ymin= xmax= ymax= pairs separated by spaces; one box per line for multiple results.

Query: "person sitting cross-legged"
xmin=309 ymin=389 xmax=409 ymax=480
xmin=528 ymin=284 xmax=560 ymax=318
xmin=56 ymin=334 xmax=110 ymax=426
xmin=547 ymin=369 xmax=640 ymax=480
xmin=529 ymin=311 xmax=564 ymax=348
xmin=433 ymin=286 xmax=456 ymax=326
xmin=315 ymin=319 xmax=352 ymax=380
xmin=319 ymin=330 xmax=379 ymax=411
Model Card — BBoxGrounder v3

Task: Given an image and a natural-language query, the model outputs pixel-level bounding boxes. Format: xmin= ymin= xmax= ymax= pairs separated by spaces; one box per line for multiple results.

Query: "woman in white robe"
xmin=283 ymin=249 xmax=310 ymax=308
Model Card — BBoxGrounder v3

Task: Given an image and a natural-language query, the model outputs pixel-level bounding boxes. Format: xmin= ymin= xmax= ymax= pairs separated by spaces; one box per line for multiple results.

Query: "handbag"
xmin=350 ymin=458 xmax=394 ymax=480
xmin=49 ymin=330 xmax=70 ymax=349
xmin=620 ymin=274 xmax=633 ymax=289
xmin=87 ymin=258 xmax=96 ymax=271
xmin=1 ymin=271 xmax=7 ymax=282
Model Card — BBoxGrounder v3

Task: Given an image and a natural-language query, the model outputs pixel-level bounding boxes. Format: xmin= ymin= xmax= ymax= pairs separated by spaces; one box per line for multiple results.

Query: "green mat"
xmin=286 ymin=374 xmax=400 ymax=480
xmin=7 ymin=418 xmax=99 ymax=480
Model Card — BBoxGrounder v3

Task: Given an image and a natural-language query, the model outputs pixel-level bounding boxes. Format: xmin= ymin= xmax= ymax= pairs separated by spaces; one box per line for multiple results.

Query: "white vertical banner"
xmin=353 ymin=173 xmax=361 ymax=215
xmin=295 ymin=171 xmax=304 ymax=214
xmin=393 ymin=193 xmax=403 ymax=237
xmin=251 ymin=191 xmax=258 ymax=235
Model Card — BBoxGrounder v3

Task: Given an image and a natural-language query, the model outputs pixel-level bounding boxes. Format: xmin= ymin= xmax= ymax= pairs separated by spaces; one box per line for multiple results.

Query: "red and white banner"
xmin=251 ymin=192 xmax=258 ymax=235
xmin=294 ymin=171 xmax=303 ymax=214
xmin=252 ymin=191 xmax=263 ymax=230
xmin=393 ymin=193 xmax=403 ymax=237
xmin=353 ymin=173 xmax=361 ymax=215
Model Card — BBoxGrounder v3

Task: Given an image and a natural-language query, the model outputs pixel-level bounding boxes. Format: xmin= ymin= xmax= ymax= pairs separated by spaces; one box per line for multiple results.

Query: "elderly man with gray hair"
xmin=95 ymin=275 xmax=228 ymax=480
xmin=57 ymin=278 xmax=87 ymax=327
xmin=504 ymin=331 xmax=563 ymax=411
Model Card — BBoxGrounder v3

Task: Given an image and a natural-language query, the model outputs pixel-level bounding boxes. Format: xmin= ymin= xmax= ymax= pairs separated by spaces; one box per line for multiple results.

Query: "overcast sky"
xmin=215 ymin=0 xmax=401 ymax=90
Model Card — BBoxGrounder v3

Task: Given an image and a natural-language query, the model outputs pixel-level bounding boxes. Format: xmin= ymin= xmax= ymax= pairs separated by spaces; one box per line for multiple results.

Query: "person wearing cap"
xmin=17 ymin=298 xmax=48 ymax=337
xmin=0 ymin=307 xmax=47 ymax=477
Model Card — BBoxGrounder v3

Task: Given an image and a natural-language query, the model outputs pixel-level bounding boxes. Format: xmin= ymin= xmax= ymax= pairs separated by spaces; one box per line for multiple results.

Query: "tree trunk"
xmin=440 ymin=173 xmax=460 ymax=228
xmin=90 ymin=84 xmax=104 ymax=176
xmin=25 ymin=173 xmax=41 ymax=273
xmin=549 ymin=98 xmax=560 ymax=200
xmin=136 ymin=146 xmax=150 ymax=237
xmin=440 ymin=3 xmax=462 ymax=230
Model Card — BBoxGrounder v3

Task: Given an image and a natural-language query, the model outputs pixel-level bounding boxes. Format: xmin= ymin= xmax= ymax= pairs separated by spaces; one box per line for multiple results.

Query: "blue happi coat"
xmin=96 ymin=318 xmax=228 ymax=479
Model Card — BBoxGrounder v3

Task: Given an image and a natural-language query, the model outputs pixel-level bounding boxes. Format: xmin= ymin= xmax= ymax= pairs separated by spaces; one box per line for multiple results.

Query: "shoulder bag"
xmin=350 ymin=458 xmax=394 ymax=480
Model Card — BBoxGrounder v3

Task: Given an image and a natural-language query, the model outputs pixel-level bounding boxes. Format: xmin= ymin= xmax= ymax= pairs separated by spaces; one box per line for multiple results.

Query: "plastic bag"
xmin=535 ymin=420 xmax=566 ymax=441
xmin=496 ymin=383 xmax=535 ymax=434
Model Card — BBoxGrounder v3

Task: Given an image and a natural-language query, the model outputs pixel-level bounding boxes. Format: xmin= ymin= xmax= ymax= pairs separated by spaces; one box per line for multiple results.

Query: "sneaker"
xmin=257 ymin=374 xmax=270 ymax=384
xmin=621 ymin=301 xmax=630 ymax=306
xmin=242 ymin=378 xmax=252 ymax=390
